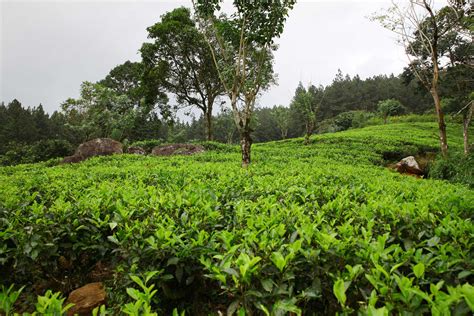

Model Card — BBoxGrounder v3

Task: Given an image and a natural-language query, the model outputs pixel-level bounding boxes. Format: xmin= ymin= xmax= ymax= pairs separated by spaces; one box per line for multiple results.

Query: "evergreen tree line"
xmin=0 ymin=70 xmax=430 ymax=159
xmin=0 ymin=100 xmax=73 ymax=165
xmin=171 ymin=71 xmax=434 ymax=144
xmin=0 ymin=61 xmax=469 ymax=166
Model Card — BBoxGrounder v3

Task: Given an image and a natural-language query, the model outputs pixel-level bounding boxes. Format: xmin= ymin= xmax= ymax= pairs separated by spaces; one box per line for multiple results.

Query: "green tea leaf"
xmin=461 ymin=284 xmax=474 ymax=311
xmin=261 ymin=279 xmax=273 ymax=292
xmin=270 ymin=251 xmax=286 ymax=272
xmin=413 ymin=262 xmax=425 ymax=278
xmin=333 ymin=278 xmax=347 ymax=306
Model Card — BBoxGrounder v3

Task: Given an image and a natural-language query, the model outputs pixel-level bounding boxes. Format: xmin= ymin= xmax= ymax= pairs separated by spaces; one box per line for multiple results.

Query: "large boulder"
xmin=62 ymin=138 xmax=123 ymax=164
xmin=151 ymin=144 xmax=205 ymax=156
xmin=66 ymin=282 xmax=107 ymax=316
xmin=127 ymin=146 xmax=146 ymax=155
xmin=395 ymin=156 xmax=424 ymax=175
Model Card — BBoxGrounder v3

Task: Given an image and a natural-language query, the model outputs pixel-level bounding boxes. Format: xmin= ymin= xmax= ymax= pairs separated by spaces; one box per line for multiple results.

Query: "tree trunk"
xmin=384 ymin=115 xmax=388 ymax=124
xmin=226 ymin=129 xmax=235 ymax=144
xmin=204 ymin=97 xmax=215 ymax=141
xmin=304 ymin=133 xmax=310 ymax=145
xmin=433 ymin=92 xmax=448 ymax=157
xmin=464 ymin=119 xmax=469 ymax=155
xmin=304 ymin=121 xmax=314 ymax=145
xmin=240 ymin=130 xmax=252 ymax=168
xmin=205 ymin=110 xmax=213 ymax=141
xmin=431 ymin=86 xmax=448 ymax=157
xmin=426 ymin=4 xmax=448 ymax=158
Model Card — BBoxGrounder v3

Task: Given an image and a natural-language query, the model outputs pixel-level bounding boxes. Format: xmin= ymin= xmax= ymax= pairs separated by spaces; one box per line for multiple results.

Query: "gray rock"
xmin=395 ymin=156 xmax=423 ymax=175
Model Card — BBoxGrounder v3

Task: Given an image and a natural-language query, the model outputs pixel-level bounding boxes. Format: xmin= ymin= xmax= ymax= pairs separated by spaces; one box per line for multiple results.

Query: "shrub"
xmin=333 ymin=112 xmax=355 ymax=131
xmin=377 ymin=99 xmax=406 ymax=123
xmin=317 ymin=111 xmax=376 ymax=134
xmin=0 ymin=140 xmax=73 ymax=166
xmin=429 ymin=151 xmax=474 ymax=188
xmin=130 ymin=139 xmax=164 ymax=153
xmin=0 ymin=142 xmax=34 ymax=165
xmin=31 ymin=139 xmax=74 ymax=161
xmin=351 ymin=111 xmax=377 ymax=128
xmin=364 ymin=114 xmax=462 ymax=126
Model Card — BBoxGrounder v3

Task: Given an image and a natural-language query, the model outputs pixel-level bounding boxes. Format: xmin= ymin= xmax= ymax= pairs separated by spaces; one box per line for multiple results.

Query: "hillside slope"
xmin=0 ymin=122 xmax=473 ymax=314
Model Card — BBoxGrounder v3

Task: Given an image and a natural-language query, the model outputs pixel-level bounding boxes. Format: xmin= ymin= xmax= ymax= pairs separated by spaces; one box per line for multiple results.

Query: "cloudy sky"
xmin=1 ymin=0 xmax=410 ymax=115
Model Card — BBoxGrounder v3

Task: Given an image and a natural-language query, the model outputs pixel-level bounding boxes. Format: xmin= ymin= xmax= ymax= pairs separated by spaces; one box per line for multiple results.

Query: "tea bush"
xmin=0 ymin=122 xmax=472 ymax=315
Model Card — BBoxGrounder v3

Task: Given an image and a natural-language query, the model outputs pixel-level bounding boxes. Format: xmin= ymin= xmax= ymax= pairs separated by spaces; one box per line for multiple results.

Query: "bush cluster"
xmin=0 ymin=140 xmax=73 ymax=166
xmin=129 ymin=139 xmax=164 ymax=153
xmin=429 ymin=152 xmax=474 ymax=188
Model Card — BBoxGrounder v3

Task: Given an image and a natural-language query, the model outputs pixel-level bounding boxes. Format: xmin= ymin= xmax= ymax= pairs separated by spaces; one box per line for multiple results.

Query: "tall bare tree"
xmin=373 ymin=0 xmax=468 ymax=156
xmin=457 ymin=98 xmax=473 ymax=155
xmin=271 ymin=105 xmax=291 ymax=140
xmin=193 ymin=0 xmax=296 ymax=167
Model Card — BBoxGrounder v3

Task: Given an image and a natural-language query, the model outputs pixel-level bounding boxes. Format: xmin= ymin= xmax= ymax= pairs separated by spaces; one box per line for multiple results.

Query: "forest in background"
xmin=0 ymin=70 xmax=453 ymax=165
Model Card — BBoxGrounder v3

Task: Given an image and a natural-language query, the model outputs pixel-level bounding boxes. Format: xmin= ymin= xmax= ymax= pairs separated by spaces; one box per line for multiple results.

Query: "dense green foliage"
xmin=429 ymin=151 xmax=474 ymax=188
xmin=315 ymin=71 xmax=431 ymax=120
xmin=290 ymin=82 xmax=323 ymax=144
xmin=0 ymin=100 xmax=75 ymax=165
xmin=377 ymin=99 xmax=406 ymax=124
xmin=141 ymin=7 xmax=223 ymax=141
xmin=1 ymin=122 xmax=472 ymax=314
xmin=2 ymin=4 xmax=471 ymax=314
xmin=61 ymin=81 xmax=144 ymax=141
xmin=0 ymin=101 xmax=69 ymax=150
xmin=0 ymin=140 xmax=73 ymax=166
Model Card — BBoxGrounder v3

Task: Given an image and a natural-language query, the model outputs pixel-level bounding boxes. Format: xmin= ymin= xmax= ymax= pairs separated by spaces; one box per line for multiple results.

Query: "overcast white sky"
xmin=1 ymin=0 xmax=412 ymax=115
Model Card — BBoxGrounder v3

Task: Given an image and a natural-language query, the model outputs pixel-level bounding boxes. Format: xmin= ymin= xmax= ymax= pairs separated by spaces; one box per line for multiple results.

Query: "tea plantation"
xmin=1 ymin=122 xmax=473 ymax=315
